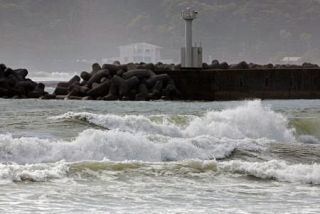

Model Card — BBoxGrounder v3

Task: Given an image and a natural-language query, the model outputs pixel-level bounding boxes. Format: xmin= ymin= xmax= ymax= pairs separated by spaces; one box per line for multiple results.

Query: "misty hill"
xmin=1 ymin=0 xmax=320 ymax=72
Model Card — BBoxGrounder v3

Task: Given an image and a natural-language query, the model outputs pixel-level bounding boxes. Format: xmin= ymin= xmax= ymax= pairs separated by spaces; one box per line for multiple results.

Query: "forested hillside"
xmin=1 ymin=0 xmax=320 ymax=71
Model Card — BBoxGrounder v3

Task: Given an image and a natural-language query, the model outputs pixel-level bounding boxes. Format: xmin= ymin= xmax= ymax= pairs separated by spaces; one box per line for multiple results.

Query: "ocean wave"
xmin=297 ymin=135 xmax=320 ymax=144
xmin=290 ymin=118 xmax=320 ymax=138
xmin=220 ymin=160 xmax=320 ymax=185
xmin=69 ymin=159 xmax=218 ymax=177
xmin=50 ymin=112 xmax=184 ymax=137
xmin=0 ymin=129 xmax=248 ymax=164
xmin=0 ymin=161 xmax=68 ymax=183
xmin=1 ymin=159 xmax=320 ymax=185
xmin=185 ymin=100 xmax=295 ymax=142
xmin=51 ymin=100 xmax=296 ymax=142
xmin=1 ymin=101 xmax=302 ymax=165
xmin=0 ymin=159 xmax=218 ymax=183
xmin=72 ymin=159 xmax=320 ymax=185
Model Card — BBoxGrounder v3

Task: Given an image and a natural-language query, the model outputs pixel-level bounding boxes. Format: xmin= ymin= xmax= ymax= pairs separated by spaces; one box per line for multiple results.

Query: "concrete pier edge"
xmin=155 ymin=68 xmax=320 ymax=101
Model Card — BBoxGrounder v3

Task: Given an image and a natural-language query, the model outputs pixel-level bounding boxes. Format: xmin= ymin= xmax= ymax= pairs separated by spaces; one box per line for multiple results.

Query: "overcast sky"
xmin=1 ymin=0 xmax=320 ymax=72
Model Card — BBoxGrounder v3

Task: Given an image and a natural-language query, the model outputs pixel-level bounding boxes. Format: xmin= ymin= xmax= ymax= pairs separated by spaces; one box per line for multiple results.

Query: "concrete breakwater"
xmin=158 ymin=68 xmax=320 ymax=100
xmin=52 ymin=63 xmax=180 ymax=101
xmin=52 ymin=61 xmax=320 ymax=101
xmin=0 ymin=64 xmax=47 ymax=99
xmin=2 ymin=61 xmax=320 ymax=101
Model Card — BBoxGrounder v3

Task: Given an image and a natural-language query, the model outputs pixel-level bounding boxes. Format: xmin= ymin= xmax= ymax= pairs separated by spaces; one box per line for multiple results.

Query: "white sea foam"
xmin=0 ymin=100 xmax=295 ymax=163
xmin=0 ymin=101 xmax=298 ymax=164
xmin=0 ymin=161 xmax=68 ymax=183
xmin=185 ymin=100 xmax=295 ymax=142
xmin=51 ymin=100 xmax=296 ymax=142
xmin=0 ymin=129 xmax=248 ymax=163
xmin=1 ymin=159 xmax=319 ymax=185
xmin=220 ymin=160 xmax=320 ymax=184
xmin=51 ymin=112 xmax=184 ymax=137
xmin=0 ymin=159 xmax=217 ymax=183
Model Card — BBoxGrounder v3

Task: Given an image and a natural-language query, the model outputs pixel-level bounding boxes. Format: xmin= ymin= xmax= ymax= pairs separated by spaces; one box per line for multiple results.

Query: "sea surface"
xmin=1 ymin=99 xmax=320 ymax=213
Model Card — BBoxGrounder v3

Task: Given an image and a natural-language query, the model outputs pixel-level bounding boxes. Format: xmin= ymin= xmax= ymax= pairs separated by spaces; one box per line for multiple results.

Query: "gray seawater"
xmin=1 ymin=99 xmax=320 ymax=213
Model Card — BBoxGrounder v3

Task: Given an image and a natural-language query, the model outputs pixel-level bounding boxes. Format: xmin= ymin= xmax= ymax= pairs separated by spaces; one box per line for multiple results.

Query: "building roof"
xmin=119 ymin=42 xmax=162 ymax=49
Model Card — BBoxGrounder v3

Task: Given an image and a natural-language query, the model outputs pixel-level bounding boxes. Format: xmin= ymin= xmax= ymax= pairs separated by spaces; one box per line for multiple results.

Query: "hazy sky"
xmin=1 ymin=0 xmax=320 ymax=72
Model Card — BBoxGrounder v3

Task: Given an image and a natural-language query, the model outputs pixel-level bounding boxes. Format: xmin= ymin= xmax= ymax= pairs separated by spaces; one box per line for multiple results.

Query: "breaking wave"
xmin=2 ymin=100 xmax=319 ymax=185
xmin=51 ymin=112 xmax=185 ymax=137
xmin=220 ymin=160 xmax=320 ymax=185
xmin=0 ymin=101 xmax=298 ymax=164
xmin=0 ymin=130 xmax=251 ymax=164
xmin=51 ymin=100 xmax=296 ymax=142
xmin=0 ymin=162 xmax=68 ymax=183
xmin=1 ymin=159 xmax=320 ymax=185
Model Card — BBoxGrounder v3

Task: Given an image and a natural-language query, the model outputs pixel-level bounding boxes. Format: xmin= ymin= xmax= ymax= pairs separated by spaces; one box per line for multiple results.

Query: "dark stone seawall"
xmin=157 ymin=68 xmax=320 ymax=101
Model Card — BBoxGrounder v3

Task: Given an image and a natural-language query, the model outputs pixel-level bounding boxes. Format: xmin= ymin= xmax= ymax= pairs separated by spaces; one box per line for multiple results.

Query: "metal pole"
xmin=185 ymin=20 xmax=193 ymax=67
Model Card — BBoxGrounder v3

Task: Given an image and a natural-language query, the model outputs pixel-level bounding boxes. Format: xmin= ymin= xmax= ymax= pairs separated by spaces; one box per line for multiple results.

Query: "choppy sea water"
xmin=1 ymin=99 xmax=320 ymax=213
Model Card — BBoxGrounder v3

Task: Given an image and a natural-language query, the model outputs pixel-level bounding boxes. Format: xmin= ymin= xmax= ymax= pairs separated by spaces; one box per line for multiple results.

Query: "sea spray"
xmin=51 ymin=100 xmax=296 ymax=142
xmin=51 ymin=112 xmax=184 ymax=137
xmin=185 ymin=100 xmax=295 ymax=142
xmin=0 ymin=101 xmax=297 ymax=164
xmin=0 ymin=130 xmax=243 ymax=163
xmin=3 ymin=98 xmax=320 ymax=212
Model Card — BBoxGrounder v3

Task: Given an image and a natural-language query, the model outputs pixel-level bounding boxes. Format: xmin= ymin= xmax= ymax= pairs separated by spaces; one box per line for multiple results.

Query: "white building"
xmin=119 ymin=42 xmax=162 ymax=64
xmin=282 ymin=57 xmax=302 ymax=64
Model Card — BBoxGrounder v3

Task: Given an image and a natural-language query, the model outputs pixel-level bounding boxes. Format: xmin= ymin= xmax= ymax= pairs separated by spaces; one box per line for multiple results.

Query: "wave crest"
xmin=0 ymin=130 xmax=242 ymax=163
xmin=51 ymin=100 xmax=296 ymax=142
xmin=220 ymin=160 xmax=320 ymax=184
xmin=0 ymin=162 xmax=68 ymax=183
xmin=2 ymin=159 xmax=320 ymax=185
xmin=0 ymin=100 xmax=298 ymax=164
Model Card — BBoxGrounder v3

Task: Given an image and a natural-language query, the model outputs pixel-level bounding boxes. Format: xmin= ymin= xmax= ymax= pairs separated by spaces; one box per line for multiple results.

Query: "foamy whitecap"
xmin=51 ymin=100 xmax=296 ymax=142
xmin=1 ymin=101 xmax=297 ymax=164
xmin=0 ymin=162 xmax=68 ymax=183
xmin=51 ymin=112 xmax=184 ymax=137
xmin=0 ymin=129 xmax=246 ymax=163
xmin=1 ymin=159 xmax=320 ymax=185
xmin=71 ymin=159 xmax=320 ymax=184
xmin=185 ymin=100 xmax=295 ymax=142
xmin=0 ymin=160 xmax=218 ymax=183
xmin=220 ymin=160 xmax=320 ymax=184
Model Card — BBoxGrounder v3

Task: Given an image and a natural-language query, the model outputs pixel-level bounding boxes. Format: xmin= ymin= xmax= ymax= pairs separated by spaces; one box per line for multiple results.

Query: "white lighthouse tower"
xmin=181 ymin=8 xmax=203 ymax=68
